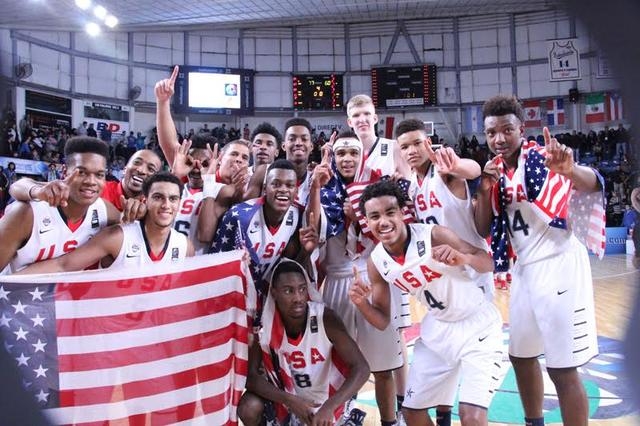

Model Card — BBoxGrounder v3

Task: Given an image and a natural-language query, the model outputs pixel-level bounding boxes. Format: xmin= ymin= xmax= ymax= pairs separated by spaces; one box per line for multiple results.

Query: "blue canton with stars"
xmin=0 ymin=283 xmax=60 ymax=408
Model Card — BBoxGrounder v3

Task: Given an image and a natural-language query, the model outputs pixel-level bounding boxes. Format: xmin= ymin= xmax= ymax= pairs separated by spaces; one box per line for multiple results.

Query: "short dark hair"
xmin=482 ymin=95 xmax=524 ymax=123
xmin=63 ymin=136 xmax=109 ymax=165
xmin=271 ymin=259 xmax=308 ymax=288
xmin=220 ymin=139 xmax=251 ymax=155
xmin=190 ymin=133 xmax=217 ymax=150
xmin=284 ymin=118 xmax=312 ymax=134
xmin=336 ymin=129 xmax=357 ymax=140
xmin=250 ymin=122 xmax=282 ymax=148
xmin=267 ymin=158 xmax=296 ymax=174
xmin=395 ymin=119 xmax=426 ymax=139
xmin=359 ymin=180 xmax=406 ymax=216
xmin=142 ymin=171 xmax=184 ymax=197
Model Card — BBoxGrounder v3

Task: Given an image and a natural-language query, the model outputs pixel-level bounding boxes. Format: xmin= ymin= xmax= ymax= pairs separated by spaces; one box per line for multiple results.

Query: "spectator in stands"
xmin=45 ymin=163 xmax=59 ymax=182
xmin=0 ymin=166 xmax=7 ymax=214
xmin=4 ymin=162 xmax=17 ymax=187
xmin=135 ymin=132 xmax=146 ymax=150
xmin=77 ymin=121 xmax=88 ymax=136
xmin=199 ymin=124 xmax=210 ymax=134
xmin=623 ymin=204 xmax=637 ymax=235
xmin=243 ymin=123 xmax=250 ymax=140
xmin=86 ymin=123 xmax=97 ymax=138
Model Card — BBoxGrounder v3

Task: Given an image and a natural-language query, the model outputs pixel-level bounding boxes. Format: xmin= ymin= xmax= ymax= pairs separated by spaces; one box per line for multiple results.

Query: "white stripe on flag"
xmin=57 ymin=307 xmax=246 ymax=355
xmin=59 ymin=338 xmax=247 ymax=389
xmin=47 ymin=372 xmax=244 ymax=424
xmin=55 ymin=277 xmax=241 ymax=319
xmin=173 ymin=406 xmax=239 ymax=426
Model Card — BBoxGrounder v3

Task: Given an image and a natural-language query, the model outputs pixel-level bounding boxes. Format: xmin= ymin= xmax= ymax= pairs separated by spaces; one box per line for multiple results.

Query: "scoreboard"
xmin=293 ymin=74 xmax=344 ymax=110
xmin=371 ymin=64 xmax=437 ymax=108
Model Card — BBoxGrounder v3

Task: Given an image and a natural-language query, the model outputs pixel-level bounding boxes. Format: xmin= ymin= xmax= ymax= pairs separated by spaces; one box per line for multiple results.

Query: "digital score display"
xmin=371 ymin=64 xmax=437 ymax=108
xmin=293 ymin=74 xmax=344 ymax=111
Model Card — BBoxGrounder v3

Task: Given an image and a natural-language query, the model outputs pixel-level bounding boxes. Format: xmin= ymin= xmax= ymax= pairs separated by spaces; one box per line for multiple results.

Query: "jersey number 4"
xmin=507 ymin=209 xmax=530 ymax=236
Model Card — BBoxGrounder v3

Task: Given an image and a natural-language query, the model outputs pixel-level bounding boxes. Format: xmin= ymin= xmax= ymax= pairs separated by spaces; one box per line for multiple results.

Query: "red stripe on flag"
xmin=57 ymin=291 xmax=246 ymax=337
xmin=58 ymin=323 xmax=249 ymax=371
xmin=55 ymin=260 xmax=243 ymax=300
xmin=59 ymin=355 xmax=247 ymax=406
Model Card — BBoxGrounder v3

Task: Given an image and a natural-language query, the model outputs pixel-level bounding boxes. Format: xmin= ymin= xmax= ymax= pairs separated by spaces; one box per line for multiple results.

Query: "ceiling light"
xmin=93 ymin=5 xmax=107 ymax=20
xmin=105 ymin=15 xmax=118 ymax=28
xmin=85 ymin=22 xmax=101 ymax=36
xmin=75 ymin=0 xmax=91 ymax=10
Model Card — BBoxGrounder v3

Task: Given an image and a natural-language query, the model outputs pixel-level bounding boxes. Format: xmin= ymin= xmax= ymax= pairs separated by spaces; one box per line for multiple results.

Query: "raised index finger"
xmin=169 ymin=65 xmax=179 ymax=84
xmin=543 ymin=127 xmax=556 ymax=149
xmin=424 ymin=137 xmax=437 ymax=163
xmin=321 ymin=145 xmax=331 ymax=165
xmin=63 ymin=168 xmax=79 ymax=183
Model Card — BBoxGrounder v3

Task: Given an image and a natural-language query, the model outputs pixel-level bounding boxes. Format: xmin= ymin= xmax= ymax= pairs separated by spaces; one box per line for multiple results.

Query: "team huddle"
xmin=0 ymin=66 xmax=602 ymax=426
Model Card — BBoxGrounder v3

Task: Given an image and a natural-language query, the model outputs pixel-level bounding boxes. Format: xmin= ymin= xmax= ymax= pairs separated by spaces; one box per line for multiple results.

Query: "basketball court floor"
xmin=354 ymin=254 xmax=640 ymax=425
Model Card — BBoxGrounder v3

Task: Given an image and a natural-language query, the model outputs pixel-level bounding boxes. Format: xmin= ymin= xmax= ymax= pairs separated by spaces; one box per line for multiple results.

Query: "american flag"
xmin=490 ymin=140 xmax=606 ymax=270
xmin=0 ymin=252 xmax=252 ymax=425
xmin=346 ymin=177 xmax=415 ymax=241
xmin=568 ymin=171 xmax=607 ymax=259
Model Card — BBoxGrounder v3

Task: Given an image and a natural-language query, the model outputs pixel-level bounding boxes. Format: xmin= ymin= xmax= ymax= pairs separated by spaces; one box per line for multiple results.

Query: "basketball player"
xmin=346 ymin=94 xmax=412 ymax=423
xmin=17 ymin=172 xmax=192 ymax=274
xmin=246 ymin=118 xmax=314 ymax=206
xmin=169 ymin=137 xmax=215 ymax=255
xmin=210 ymin=159 xmax=318 ymax=309
xmin=474 ymin=95 xmax=600 ymax=426
xmin=250 ymin=122 xmax=282 ymax=170
xmin=351 ymin=180 xmax=503 ymax=426
xmin=238 ymin=258 xmax=369 ymax=426
xmin=395 ymin=118 xmax=489 ymax=426
xmin=0 ymin=137 xmax=142 ymax=273
xmin=306 ymin=130 xmax=406 ymax=425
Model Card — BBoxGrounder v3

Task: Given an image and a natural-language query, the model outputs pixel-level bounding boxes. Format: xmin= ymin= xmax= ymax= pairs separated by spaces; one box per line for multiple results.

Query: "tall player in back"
xmin=474 ymin=95 xmax=601 ymax=426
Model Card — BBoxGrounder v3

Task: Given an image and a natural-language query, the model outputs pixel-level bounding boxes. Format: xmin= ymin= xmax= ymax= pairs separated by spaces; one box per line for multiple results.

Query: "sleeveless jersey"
xmin=11 ymin=199 xmax=108 ymax=272
xmin=361 ymin=137 xmax=396 ymax=181
xmin=174 ymin=186 xmax=207 ymax=255
xmin=280 ymin=302 xmax=335 ymax=404
xmin=409 ymin=166 xmax=493 ymax=296
xmin=503 ymin=164 xmax=572 ymax=264
xmin=295 ymin=172 xmax=313 ymax=207
xmin=370 ymin=223 xmax=485 ymax=322
xmin=111 ymin=222 xmax=188 ymax=267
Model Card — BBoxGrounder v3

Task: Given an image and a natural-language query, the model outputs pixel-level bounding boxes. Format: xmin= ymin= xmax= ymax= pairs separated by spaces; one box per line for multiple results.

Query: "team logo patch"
xmin=171 ymin=248 xmax=179 ymax=261
xmin=381 ymin=143 xmax=388 ymax=156
xmin=42 ymin=217 xmax=51 ymax=227
xmin=125 ymin=244 xmax=141 ymax=258
xmin=285 ymin=211 xmax=294 ymax=226
xmin=310 ymin=315 xmax=318 ymax=333
xmin=91 ymin=209 xmax=99 ymax=228
xmin=417 ymin=240 xmax=426 ymax=257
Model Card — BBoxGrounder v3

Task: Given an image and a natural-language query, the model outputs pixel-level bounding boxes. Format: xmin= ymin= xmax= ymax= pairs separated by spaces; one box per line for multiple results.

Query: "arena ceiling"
xmin=4 ymin=0 xmax=563 ymax=31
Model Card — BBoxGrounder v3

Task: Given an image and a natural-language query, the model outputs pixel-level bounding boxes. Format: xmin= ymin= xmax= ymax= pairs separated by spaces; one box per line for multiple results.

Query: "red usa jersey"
xmin=280 ymin=302 xmax=335 ymax=404
xmin=370 ymin=223 xmax=485 ymax=322
xmin=111 ymin=222 xmax=188 ymax=267
xmin=11 ymin=199 xmax=108 ymax=272
xmin=360 ymin=137 xmax=396 ymax=182
xmin=174 ymin=186 xmax=207 ymax=255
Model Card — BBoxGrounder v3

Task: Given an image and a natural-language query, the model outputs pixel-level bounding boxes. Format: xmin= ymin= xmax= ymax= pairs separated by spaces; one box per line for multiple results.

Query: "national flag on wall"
xmin=546 ymin=98 xmax=565 ymax=126
xmin=607 ymin=92 xmax=624 ymax=121
xmin=523 ymin=100 xmax=542 ymax=127
xmin=465 ymin=105 xmax=483 ymax=133
xmin=585 ymin=93 xmax=606 ymax=123
xmin=0 ymin=252 xmax=252 ymax=425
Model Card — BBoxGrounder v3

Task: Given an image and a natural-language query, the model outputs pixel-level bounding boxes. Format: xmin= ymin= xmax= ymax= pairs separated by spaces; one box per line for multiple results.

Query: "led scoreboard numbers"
xmin=371 ymin=64 xmax=438 ymax=108
xmin=293 ymin=74 xmax=344 ymax=110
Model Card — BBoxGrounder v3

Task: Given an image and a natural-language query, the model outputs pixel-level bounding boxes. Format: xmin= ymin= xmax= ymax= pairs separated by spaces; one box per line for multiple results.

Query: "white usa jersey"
xmin=361 ymin=137 xmax=396 ymax=181
xmin=295 ymin=172 xmax=313 ymax=207
xmin=280 ymin=302 xmax=335 ymax=404
xmin=11 ymin=199 xmax=108 ymax=272
xmin=111 ymin=222 xmax=188 ymax=267
xmin=174 ymin=186 xmax=207 ymax=255
xmin=503 ymin=164 xmax=572 ymax=265
xmin=370 ymin=223 xmax=485 ymax=322
xmin=409 ymin=166 xmax=493 ymax=298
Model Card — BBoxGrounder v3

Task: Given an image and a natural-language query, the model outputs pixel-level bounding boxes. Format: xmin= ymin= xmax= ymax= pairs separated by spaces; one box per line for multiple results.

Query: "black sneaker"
xmin=343 ymin=408 xmax=366 ymax=426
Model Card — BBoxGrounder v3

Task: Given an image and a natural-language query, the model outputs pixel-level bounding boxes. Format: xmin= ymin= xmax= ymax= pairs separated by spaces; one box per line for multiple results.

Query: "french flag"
xmin=546 ymin=98 xmax=565 ymax=126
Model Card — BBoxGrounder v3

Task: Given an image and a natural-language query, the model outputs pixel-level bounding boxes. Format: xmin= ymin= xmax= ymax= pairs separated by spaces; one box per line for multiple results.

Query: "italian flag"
xmin=585 ymin=93 xmax=606 ymax=123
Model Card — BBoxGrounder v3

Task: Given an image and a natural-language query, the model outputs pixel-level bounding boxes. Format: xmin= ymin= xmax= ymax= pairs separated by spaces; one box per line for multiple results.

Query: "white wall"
xmin=3 ymin=9 xmax=627 ymax=143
